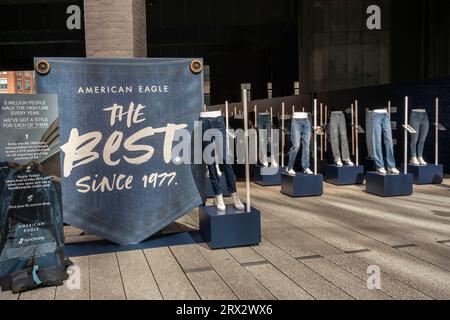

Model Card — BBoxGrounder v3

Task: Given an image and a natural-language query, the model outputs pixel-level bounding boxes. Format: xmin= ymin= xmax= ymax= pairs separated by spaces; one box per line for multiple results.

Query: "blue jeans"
xmin=366 ymin=110 xmax=375 ymax=159
xmin=202 ymin=116 xmax=237 ymax=196
xmin=258 ymin=113 xmax=272 ymax=161
xmin=410 ymin=111 xmax=429 ymax=158
xmin=372 ymin=112 xmax=396 ymax=170
xmin=287 ymin=119 xmax=312 ymax=171
xmin=330 ymin=112 xmax=351 ymax=163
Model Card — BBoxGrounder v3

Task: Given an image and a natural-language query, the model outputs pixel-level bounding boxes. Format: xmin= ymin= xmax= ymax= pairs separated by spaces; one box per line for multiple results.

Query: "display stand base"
xmin=254 ymin=165 xmax=284 ymax=186
xmin=325 ymin=165 xmax=365 ymax=185
xmin=281 ymin=173 xmax=324 ymax=198
xmin=205 ymin=175 xmax=232 ymax=198
xmin=363 ymin=158 xmax=377 ymax=173
xmin=318 ymin=159 xmax=328 ymax=174
xmin=402 ymin=164 xmax=444 ymax=185
xmin=366 ymin=172 xmax=413 ymax=197
xmin=0 ymin=276 xmax=9 ymax=292
xmin=199 ymin=205 xmax=261 ymax=250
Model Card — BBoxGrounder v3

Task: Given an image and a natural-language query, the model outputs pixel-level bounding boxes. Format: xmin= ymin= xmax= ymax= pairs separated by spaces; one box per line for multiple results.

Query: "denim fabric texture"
xmin=258 ymin=113 xmax=272 ymax=161
xmin=409 ymin=111 xmax=430 ymax=158
xmin=366 ymin=110 xmax=375 ymax=159
xmin=35 ymin=58 xmax=205 ymax=245
xmin=330 ymin=112 xmax=351 ymax=163
xmin=287 ymin=118 xmax=312 ymax=171
xmin=372 ymin=112 xmax=396 ymax=170
xmin=202 ymin=116 xmax=237 ymax=196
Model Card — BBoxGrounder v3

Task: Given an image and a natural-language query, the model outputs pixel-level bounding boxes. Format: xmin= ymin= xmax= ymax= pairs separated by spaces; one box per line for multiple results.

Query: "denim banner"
xmin=35 ymin=58 xmax=205 ymax=245
xmin=0 ymin=94 xmax=66 ymax=290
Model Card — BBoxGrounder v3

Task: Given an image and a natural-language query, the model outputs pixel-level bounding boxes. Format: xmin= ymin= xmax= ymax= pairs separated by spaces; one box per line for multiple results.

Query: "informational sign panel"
xmin=35 ymin=58 xmax=205 ymax=245
xmin=0 ymin=94 xmax=66 ymax=288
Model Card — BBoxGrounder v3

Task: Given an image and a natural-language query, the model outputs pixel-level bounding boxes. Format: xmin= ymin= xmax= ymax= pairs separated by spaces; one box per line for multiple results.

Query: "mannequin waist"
xmin=293 ymin=112 xmax=309 ymax=119
xmin=373 ymin=109 xmax=388 ymax=114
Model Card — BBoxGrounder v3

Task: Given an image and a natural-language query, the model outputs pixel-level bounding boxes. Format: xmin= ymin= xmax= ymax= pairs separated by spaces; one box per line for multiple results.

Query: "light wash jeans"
xmin=372 ymin=112 xmax=396 ymax=170
xmin=287 ymin=118 xmax=311 ymax=171
xmin=330 ymin=112 xmax=351 ymax=163
xmin=409 ymin=111 xmax=429 ymax=158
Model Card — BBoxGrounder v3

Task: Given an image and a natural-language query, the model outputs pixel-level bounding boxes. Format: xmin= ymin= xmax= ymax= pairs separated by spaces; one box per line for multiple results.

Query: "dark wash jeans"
xmin=202 ymin=116 xmax=237 ymax=196
xmin=409 ymin=111 xmax=429 ymax=158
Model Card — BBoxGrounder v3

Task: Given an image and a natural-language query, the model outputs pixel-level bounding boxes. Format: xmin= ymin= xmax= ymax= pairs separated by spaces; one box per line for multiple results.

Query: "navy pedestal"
xmin=366 ymin=172 xmax=413 ymax=197
xmin=281 ymin=173 xmax=324 ymax=198
xmin=318 ymin=159 xmax=328 ymax=174
xmin=404 ymin=164 xmax=444 ymax=185
xmin=205 ymin=175 xmax=232 ymax=198
xmin=325 ymin=165 xmax=365 ymax=185
xmin=199 ymin=205 xmax=261 ymax=250
xmin=254 ymin=165 xmax=284 ymax=186
xmin=363 ymin=158 xmax=377 ymax=173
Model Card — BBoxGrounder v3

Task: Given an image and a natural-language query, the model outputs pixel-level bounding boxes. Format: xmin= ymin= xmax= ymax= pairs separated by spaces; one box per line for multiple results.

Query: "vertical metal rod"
xmin=404 ymin=97 xmax=409 ymax=175
xmin=225 ymin=101 xmax=230 ymax=159
xmin=351 ymin=104 xmax=355 ymax=156
xmin=314 ymin=99 xmax=318 ymax=175
xmin=388 ymin=101 xmax=391 ymax=115
xmin=320 ymin=103 xmax=324 ymax=161
xmin=282 ymin=102 xmax=285 ymax=168
xmin=355 ymin=100 xmax=360 ymax=166
xmin=435 ymin=97 xmax=439 ymax=166
xmin=292 ymin=105 xmax=295 ymax=114
xmin=242 ymin=89 xmax=251 ymax=213
xmin=325 ymin=105 xmax=328 ymax=152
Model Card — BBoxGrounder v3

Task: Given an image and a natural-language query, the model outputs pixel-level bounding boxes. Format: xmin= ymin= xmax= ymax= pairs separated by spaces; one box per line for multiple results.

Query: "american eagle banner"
xmin=35 ymin=58 xmax=205 ymax=245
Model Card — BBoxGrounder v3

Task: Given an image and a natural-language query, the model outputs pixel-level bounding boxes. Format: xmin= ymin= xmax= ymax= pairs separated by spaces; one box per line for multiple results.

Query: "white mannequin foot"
xmin=262 ymin=161 xmax=269 ymax=167
xmin=418 ymin=157 xmax=427 ymax=166
xmin=388 ymin=168 xmax=400 ymax=175
xmin=231 ymin=193 xmax=245 ymax=211
xmin=214 ymin=194 xmax=226 ymax=211
xmin=271 ymin=157 xmax=279 ymax=168
xmin=286 ymin=169 xmax=296 ymax=176
xmin=410 ymin=157 xmax=420 ymax=166
xmin=344 ymin=160 xmax=355 ymax=167
xmin=304 ymin=168 xmax=314 ymax=175
xmin=377 ymin=168 xmax=387 ymax=175
xmin=335 ymin=160 xmax=343 ymax=167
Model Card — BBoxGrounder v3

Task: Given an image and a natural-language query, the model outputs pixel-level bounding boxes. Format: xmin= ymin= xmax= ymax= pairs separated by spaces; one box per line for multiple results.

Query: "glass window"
xmin=0 ymin=79 xmax=7 ymax=90
xmin=16 ymin=79 xmax=22 ymax=90
xmin=16 ymin=71 xmax=23 ymax=76
xmin=25 ymin=79 xmax=31 ymax=90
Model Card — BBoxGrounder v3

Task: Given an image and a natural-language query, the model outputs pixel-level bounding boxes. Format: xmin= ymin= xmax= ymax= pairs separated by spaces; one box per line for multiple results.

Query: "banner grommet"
xmin=190 ymin=60 xmax=203 ymax=74
xmin=35 ymin=60 xmax=51 ymax=76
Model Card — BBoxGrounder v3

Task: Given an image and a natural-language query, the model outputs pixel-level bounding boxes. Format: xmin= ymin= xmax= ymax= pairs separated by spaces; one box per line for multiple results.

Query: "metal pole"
xmin=243 ymin=89 xmax=251 ymax=213
xmin=282 ymin=102 xmax=285 ymax=168
xmin=320 ymin=103 xmax=324 ymax=161
xmin=388 ymin=101 xmax=391 ymax=115
xmin=325 ymin=105 xmax=328 ymax=153
xmin=355 ymin=100 xmax=359 ymax=166
xmin=351 ymin=104 xmax=355 ymax=156
xmin=404 ymin=97 xmax=408 ymax=175
xmin=225 ymin=101 xmax=230 ymax=160
xmin=314 ymin=99 xmax=318 ymax=175
xmin=292 ymin=105 xmax=295 ymax=114
xmin=435 ymin=97 xmax=439 ymax=166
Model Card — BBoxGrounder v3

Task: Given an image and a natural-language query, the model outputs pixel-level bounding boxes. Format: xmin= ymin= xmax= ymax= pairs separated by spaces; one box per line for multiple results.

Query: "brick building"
xmin=0 ymin=71 xmax=35 ymax=94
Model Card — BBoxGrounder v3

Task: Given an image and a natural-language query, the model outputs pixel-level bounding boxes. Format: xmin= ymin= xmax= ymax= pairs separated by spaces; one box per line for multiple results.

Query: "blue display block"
xmin=205 ymin=175 xmax=232 ymax=198
xmin=363 ymin=158 xmax=377 ymax=173
xmin=404 ymin=164 xmax=444 ymax=185
xmin=325 ymin=165 xmax=365 ymax=185
xmin=366 ymin=172 xmax=413 ymax=197
xmin=199 ymin=205 xmax=261 ymax=250
xmin=254 ymin=165 xmax=284 ymax=186
xmin=281 ymin=173 xmax=324 ymax=198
